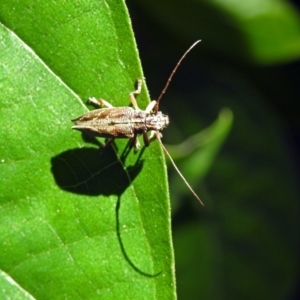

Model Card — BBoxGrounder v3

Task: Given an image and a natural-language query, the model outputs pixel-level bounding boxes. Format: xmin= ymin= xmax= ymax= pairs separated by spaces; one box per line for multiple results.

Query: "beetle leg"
xmin=129 ymin=134 xmax=141 ymax=149
xmin=129 ymin=78 xmax=142 ymax=110
xmin=135 ymin=138 xmax=141 ymax=149
xmin=149 ymin=130 xmax=161 ymax=143
xmin=89 ymin=97 xmax=114 ymax=108
xmin=145 ymin=100 xmax=157 ymax=113
xmin=102 ymin=138 xmax=115 ymax=148
xmin=143 ymin=132 xmax=150 ymax=147
xmin=144 ymin=130 xmax=162 ymax=146
xmin=143 ymin=130 xmax=159 ymax=146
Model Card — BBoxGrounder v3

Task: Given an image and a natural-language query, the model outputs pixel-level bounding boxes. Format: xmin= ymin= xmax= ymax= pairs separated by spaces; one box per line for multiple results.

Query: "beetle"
xmin=72 ymin=78 xmax=169 ymax=149
xmin=72 ymin=40 xmax=204 ymax=205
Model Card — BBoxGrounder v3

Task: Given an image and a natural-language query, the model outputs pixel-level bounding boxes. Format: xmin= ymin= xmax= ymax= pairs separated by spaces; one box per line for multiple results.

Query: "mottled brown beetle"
xmin=72 ymin=40 xmax=203 ymax=205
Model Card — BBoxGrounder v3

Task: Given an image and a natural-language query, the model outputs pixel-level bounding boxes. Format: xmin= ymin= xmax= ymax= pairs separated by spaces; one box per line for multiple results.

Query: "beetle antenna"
xmin=154 ymin=40 xmax=201 ymax=113
xmin=155 ymin=132 xmax=204 ymax=206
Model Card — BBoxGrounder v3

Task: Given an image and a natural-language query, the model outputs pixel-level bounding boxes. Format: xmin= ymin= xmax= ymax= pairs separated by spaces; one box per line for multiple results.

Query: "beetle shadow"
xmin=115 ymin=195 xmax=161 ymax=278
xmin=51 ymin=134 xmax=161 ymax=277
xmin=51 ymin=134 xmax=144 ymax=196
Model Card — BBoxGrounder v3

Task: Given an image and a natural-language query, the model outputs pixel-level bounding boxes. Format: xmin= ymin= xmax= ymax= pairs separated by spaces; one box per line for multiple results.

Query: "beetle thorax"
xmin=145 ymin=111 xmax=169 ymax=132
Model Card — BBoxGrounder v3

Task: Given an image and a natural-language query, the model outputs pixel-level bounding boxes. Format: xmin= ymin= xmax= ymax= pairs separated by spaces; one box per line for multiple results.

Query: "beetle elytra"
xmin=72 ymin=40 xmax=204 ymax=205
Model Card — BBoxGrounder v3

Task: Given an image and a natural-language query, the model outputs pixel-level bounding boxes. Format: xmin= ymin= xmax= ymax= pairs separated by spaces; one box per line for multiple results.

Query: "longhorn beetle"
xmin=72 ymin=40 xmax=204 ymax=205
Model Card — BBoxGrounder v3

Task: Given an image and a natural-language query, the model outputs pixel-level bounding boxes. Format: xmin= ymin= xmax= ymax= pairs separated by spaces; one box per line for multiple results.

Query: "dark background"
xmin=127 ymin=0 xmax=300 ymax=299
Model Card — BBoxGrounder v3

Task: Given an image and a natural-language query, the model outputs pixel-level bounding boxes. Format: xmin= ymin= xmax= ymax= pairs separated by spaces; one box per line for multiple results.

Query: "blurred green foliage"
xmin=129 ymin=0 xmax=300 ymax=299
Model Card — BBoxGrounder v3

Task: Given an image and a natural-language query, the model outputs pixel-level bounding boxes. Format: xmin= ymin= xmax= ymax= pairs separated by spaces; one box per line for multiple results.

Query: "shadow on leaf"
xmin=51 ymin=142 xmax=143 ymax=196
xmin=116 ymin=195 xmax=161 ymax=278
xmin=51 ymin=139 xmax=160 ymax=277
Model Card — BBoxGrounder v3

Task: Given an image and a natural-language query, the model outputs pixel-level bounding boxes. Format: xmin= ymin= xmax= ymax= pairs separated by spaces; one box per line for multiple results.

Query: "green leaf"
xmin=0 ymin=270 xmax=35 ymax=300
xmin=0 ymin=1 xmax=176 ymax=299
